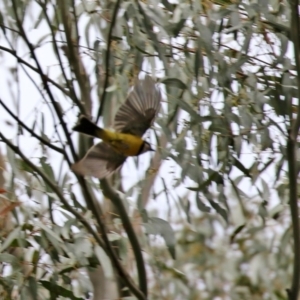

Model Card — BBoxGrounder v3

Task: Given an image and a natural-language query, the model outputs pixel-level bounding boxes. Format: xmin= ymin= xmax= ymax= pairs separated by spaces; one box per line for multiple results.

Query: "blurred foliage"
xmin=0 ymin=0 xmax=297 ymax=299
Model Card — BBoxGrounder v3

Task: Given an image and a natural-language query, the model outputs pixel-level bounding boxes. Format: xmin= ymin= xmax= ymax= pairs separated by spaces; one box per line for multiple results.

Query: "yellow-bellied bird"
xmin=71 ymin=76 xmax=161 ymax=179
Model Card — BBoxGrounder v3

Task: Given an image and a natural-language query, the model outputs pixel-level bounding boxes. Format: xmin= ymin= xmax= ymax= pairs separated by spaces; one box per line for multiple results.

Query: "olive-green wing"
xmin=114 ymin=76 xmax=161 ymax=136
xmin=71 ymin=142 xmax=126 ymax=179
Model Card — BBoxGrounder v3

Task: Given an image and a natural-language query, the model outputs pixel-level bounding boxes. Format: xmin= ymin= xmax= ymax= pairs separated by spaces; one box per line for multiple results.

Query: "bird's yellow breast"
xmin=97 ymin=128 xmax=144 ymax=156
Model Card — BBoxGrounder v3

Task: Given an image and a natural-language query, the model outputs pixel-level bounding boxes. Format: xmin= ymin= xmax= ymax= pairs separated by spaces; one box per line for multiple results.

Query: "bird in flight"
xmin=71 ymin=76 xmax=161 ymax=179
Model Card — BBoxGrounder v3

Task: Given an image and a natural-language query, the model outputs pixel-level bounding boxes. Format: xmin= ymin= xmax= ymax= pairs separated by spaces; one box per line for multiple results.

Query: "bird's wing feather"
xmin=71 ymin=142 xmax=126 ymax=179
xmin=114 ymin=76 xmax=161 ymax=137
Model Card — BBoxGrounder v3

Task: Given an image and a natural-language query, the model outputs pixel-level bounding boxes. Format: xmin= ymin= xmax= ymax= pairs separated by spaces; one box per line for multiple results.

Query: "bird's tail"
xmin=73 ymin=115 xmax=103 ymax=138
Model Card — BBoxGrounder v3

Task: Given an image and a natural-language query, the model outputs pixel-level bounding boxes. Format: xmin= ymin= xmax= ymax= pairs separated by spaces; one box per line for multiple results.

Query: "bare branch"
xmin=287 ymin=0 xmax=300 ymax=299
xmin=38 ymin=2 xmax=85 ymax=114
xmin=0 ymin=45 xmax=71 ymax=98
xmin=286 ymin=136 xmax=300 ymax=300
xmin=96 ymin=0 xmax=122 ymax=122
xmin=100 ymin=179 xmax=148 ymax=297
xmin=57 ymin=0 xmax=92 ymax=115
xmin=0 ymin=98 xmax=65 ymax=155
xmin=290 ymin=0 xmax=300 ymax=137
xmin=11 ymin=0 xmax=77 ymax=160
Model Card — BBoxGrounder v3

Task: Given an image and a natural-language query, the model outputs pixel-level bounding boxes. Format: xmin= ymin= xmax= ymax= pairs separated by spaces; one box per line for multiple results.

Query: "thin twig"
xmin=0 ymin=98 xmax=65 ymax=155
xmin=18 ymin=60 xmax=70 ymax=162
xmin=1 ymin=31 xmax=70 ymax=162
xmin=96 ymin=0 xmax=122 ymax=122
xmin=0 ymin=45 xmax=71 ymax=98
xmin=0 ymin=23 xmax=21 ymax=34
xmin=11 ymin=0 xmax=77 ymax=160
xmin=38 ymin=1 xmax=85 ymax=114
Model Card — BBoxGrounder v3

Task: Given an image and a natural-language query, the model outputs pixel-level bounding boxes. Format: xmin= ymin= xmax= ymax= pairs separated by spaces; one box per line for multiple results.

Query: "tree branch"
xmin=286 ymin=135 xmax=300 ymax=300
xmin=287 ymin=0 xmax=300 ymax=299
xmin=96 ymin=0 xmax=122 ymax=123
xmin=101 ymin=179 xmax=148 ymax=297
xmin=290 ymin=0 xmax=300 ymax=137
xmin=57 ymin=0 xmax=92 ymax=115
xmin=11 ymin=0 xmax=77 ymax=160
xmin=38 ymin=1 xmax=85 ymax=114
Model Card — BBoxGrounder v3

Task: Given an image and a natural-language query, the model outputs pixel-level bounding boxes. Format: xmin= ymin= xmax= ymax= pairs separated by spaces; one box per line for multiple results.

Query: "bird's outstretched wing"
xmin=71 ymin=142 xmax=126 ymax=179
xmin=114 ymin=76 xmax=161 ymax=137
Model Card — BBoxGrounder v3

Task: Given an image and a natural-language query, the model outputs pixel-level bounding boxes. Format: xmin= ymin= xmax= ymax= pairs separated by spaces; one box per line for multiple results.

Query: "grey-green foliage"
xmin=0 ymin=0 xmax=295 ymax=299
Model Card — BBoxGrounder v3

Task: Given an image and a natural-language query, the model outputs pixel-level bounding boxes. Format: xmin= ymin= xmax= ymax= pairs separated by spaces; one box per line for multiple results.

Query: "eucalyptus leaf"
xmin=40 ymin=280 xmax=84 ymax=300
xmin=94 ymin=245 xmax=114 ymax=279
xmin=0 ymin=253 xmax=19 ymax=264
xmin=161 ymin=78 xmax=187 ymax=89
xmin=144 ymin=217 xmax=176 ymax=259
xmin=195 ymin=193 xmax=211 ymax=213
xmin=0 ymin=227 xmax=21 ymax=252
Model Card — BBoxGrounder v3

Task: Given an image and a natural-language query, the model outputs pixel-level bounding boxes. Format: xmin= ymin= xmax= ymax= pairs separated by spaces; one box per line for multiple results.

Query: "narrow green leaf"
xmin=262 ymin=127 xmax=273 ymax=150
xmin=0 ymin=253 xmax=19 ymax=264
xmin=233 ymin=135 xmax=242 ymax=157
xmin=144 ymin=217 xmax=176 ymax=259
xmin=161 ymin=0 xmax=174 ymax=11
xmin=209 ymin=200 xmax=228 ymax=223
xmin=259 ymin=157 xmax=275 ymax=176
xmin=161 ymin=78 xmax=187 ymax=89
xmin=28 ymin=276 xmax=38 ymax=300
xmin=194 ymin=41 xmax=202 ymax=79
xmin=198 ymin=23 xmax=213 ymax=52
xmin=238 ymin=107 xmax=252 ymax=129
xmin=0 ymin=11 xmax=6 ymax=34
xmin=94 ymin=245 xmax=114 ymax=279
xmin=230 ymin=10 xmax=240 ymax=27
xmin=242 ymin=26 xmax=252 ymax=54
xmin=187 ymin=171 xmax=223 ymax=191
xmin=178 ymin=195 xmax=191 ymax=223
xmin=260 ymin=178 xmax=270 ymax=202
xmin=230 ymin=224 xmax=246 ymax=243
xmin=233 ymin=157 xmax=251 ymax=178
xmin=40 ymin=280 xmax=84 ymax=300
xmin=276 ymin=156 xmax=285 ymax=181
xmin=0 ymin=227 xmax=21 ymax=252
xmin=6 ymin=143 xmax=18 ymax=175
xmin=171 ymin=19 xmax=186 ymax=37
xmin=40 ymin=157 xmax=55 ymax=182
xmin=195 ymin=193 xmax=211 ymax=213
